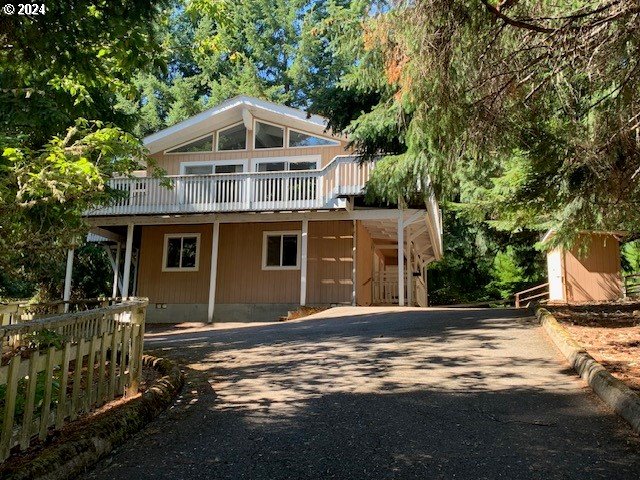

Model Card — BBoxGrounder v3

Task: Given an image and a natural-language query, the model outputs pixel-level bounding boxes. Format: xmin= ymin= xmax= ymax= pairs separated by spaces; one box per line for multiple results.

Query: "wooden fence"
xmin=0 ymin=299 xmax=148 ymax=462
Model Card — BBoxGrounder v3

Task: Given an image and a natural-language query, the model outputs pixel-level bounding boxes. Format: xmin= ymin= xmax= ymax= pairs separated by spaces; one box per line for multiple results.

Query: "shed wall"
xmin=563 ymin=233 xmax=622 ymax=303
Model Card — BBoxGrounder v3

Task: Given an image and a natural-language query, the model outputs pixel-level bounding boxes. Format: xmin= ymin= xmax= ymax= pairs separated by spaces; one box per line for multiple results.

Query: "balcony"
xmin=86 ymin=155 xmax=374 ymax=216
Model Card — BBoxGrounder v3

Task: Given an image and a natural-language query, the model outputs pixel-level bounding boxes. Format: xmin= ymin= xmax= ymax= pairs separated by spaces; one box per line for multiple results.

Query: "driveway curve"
xmin=88 ymin=307 xmax=640 ymax=479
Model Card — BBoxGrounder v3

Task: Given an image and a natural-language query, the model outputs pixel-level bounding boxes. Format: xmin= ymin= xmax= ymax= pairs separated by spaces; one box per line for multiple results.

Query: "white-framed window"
xmin=262 ymin=231 xmax=301 ymax=270
xmin=165 ymin=134 xmax=214 ymax=154
xmin=162 ymin=233 xmax=201 ymax=272
xmin=216 ymin=122 xmax=247 ymax=151
xmin=288 ymin=128 xmax=340 ymax=148
xmin=251 ymin=155 xmax=320 ymax=172
xmin=180 ymin=160 xmax=248 ymax=175
xmin=254 ymin=120 xmax=285 ymax=149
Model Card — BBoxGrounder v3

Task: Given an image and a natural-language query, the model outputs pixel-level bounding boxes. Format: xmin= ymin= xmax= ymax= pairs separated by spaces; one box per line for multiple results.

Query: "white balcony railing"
xmin=87 ymin=155 xmax=374 ymax=216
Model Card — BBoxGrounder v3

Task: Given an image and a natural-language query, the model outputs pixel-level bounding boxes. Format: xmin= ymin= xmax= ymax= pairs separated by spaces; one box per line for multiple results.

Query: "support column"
xmin=207 ymin=221 xmax=220 ymax=323
xmin=63 ymin=248 xmax=74 ymax=313
xmin=300 ymin=219 xmax=309 ymax=306
xmin=406 ymin=234 xmax=413 ymax=307
xmin=112 ymin=242 xmax=121 ymax=298
xmin=397 ymin=214 xmax=405 ymax=306
xmin=122 ymin=223 xmax=134 ymax=299
xmin=352 ymin=220 xmax=357 ymax=306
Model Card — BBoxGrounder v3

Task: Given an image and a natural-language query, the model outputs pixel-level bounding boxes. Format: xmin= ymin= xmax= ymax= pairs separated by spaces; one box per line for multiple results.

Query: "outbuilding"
xmin=545 ymin=231 xmax=623 ymax=304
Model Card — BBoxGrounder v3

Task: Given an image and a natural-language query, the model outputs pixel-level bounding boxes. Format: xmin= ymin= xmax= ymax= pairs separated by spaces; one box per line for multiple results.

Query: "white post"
xmin=208 ymin=221 xmax=220 ymax=323
xmin=398 ymin=214 xmax=405 ymax=306
xmin=63 ymin=248 xmax=74 ymax=313
xmin=407 ymin=236 xmax=413 ymax=307
xmin=112 ymin=242 xmax=121 ymax=298
xmin=122 ymin=223 xmax=134 ymax=299
xmin=352 ymin=220 xmax=357 ymax=306
xmin=300 ymin=219 xmax=309 ymax=306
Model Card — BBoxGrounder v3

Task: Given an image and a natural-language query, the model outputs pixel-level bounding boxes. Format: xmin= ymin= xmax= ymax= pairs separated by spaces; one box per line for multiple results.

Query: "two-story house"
xmin=80 ymin=96 xmax=443 ymax=322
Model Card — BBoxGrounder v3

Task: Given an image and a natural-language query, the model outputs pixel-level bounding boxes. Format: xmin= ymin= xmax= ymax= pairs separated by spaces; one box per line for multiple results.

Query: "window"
xmin=217 ymin=123 xmax=247 ymax=151
xmin=262 ymin=231 xmax=300 ymax=270
xmin=162 ymin=234 xmax=200 ymax=271
xmin=255 ymin=121 xmax=284 ymax=149
xmin=289 ymin=130 xmax=339 ymax=148
xmin=182 ymin=162 xmax=245 ymax=175
xmin=166 ymin=135 xmax=213 ymax=153
xmin=183 ymin=164 xmax=214 ymax=175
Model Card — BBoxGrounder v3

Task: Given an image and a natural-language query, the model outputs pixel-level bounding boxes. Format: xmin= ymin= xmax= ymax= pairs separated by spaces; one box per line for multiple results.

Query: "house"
xmin=75 ymin=96 xmax=443 ymax=322
xmin=545 ymin=231 xmax=623 ymax=303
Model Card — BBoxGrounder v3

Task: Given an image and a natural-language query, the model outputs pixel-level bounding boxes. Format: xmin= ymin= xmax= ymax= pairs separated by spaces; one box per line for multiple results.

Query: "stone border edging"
xmin=0 ymin=354 xmax=184 ymax=480
xmin=537 ymin=307 xmax=640 ymax=434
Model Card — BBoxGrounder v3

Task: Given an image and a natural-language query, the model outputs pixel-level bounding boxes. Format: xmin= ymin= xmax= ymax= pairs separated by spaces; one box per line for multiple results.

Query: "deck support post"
xmin=397 ymin=213 xmax=405 ymax=306
xmin=300 ymin=219 xmax=309 ymax=306
xmin=112 ymin=242 xmax=121 ymax=298
xmin=208 ymin=221 xmax=220 ymax=323
xmin=352 ymin=220 xmax=357 ymax=306
xmin=122 ymin=223 xmax=134 ymax=299
xmin=63 ymin=249 xmax=74 ymax=312
xmin=406 ymin=234 xmax=413 ymax=307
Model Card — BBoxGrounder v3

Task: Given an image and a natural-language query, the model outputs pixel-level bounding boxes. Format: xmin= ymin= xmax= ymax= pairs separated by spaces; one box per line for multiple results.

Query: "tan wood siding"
xmin=137 ymin=224 xmax=212 ymax=304
xmin=564 ymin=233 xmax=622 ymax=302
xmin=216 ymin=222 xmax=302 ymax=304
xmin=152 ymin=142 xmax=351 ymax=175
xmin=307 ymin=220 xmax=353 ymax=304
xmin=355 ymin=221 xmax=374 ymax=306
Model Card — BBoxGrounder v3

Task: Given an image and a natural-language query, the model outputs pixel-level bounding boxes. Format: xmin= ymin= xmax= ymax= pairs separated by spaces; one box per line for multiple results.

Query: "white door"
xmin=547 ymin=249 xmax=564 ymax=301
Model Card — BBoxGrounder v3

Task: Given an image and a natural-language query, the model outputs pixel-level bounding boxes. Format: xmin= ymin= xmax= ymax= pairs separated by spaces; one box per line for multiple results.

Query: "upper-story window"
xmin=289 ymin=129 xmax=339 ymax=148
xmin=255 ymin=121 xmax=284 ymax=149
xmin=217 ymin=123 xmax=247 ymax=151
xmin=166 ymin=135 xmax=213 ymax=153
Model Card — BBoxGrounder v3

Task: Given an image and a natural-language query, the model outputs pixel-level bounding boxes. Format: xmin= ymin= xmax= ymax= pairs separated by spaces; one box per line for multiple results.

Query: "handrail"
xmin=0 ymin=299 xmax=147 ymax=337
xmin=514 ymin=283 xmax=549 ymax=308
xmin=87 ymin=154 xmax=374 ymax=216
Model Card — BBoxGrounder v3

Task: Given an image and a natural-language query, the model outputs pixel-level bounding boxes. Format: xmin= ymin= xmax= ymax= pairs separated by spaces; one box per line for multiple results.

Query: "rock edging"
xmin=0 ymin=354 xmax=184 ymax=480
xmin=537 ymin=307 xmax=640 ymax=434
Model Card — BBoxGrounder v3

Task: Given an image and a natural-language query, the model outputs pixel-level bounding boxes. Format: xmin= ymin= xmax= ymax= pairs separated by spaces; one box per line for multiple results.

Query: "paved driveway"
xmin=88 ymin=307 xmax=640 ymax=479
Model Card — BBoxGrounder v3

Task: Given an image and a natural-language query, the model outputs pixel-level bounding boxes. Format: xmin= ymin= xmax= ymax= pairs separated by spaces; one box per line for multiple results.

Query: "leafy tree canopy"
xmin=122 ymin=0 xmax=368 ymax=137
xmin=337 ymin=0 xmax=640 ymax=247
xmin=0 ymin=1 xmax=169 ymax=295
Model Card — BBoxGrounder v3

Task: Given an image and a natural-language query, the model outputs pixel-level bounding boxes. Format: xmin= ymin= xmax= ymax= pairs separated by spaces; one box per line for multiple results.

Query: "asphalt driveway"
xmin=88 ymin=307 xmax=640 ymax=479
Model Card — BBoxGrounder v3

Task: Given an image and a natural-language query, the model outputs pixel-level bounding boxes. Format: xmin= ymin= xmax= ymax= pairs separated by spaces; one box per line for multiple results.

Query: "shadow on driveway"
xmin=88 ymin=308 xmax=640 ymax=479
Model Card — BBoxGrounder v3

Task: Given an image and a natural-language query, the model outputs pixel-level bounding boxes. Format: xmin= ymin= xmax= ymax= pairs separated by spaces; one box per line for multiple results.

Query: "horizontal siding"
xmin=307 ymin=220 xmax=354 ymax=305
xmin=152 ymin=143 xmax=350 ymax=175
xmin=137 ymin=224 xmax=212 ymax=304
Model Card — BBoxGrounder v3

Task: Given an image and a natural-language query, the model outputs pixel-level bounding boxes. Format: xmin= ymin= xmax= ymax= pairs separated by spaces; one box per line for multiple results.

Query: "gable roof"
xmin=143 ymin=95 xmax=338 ymax=154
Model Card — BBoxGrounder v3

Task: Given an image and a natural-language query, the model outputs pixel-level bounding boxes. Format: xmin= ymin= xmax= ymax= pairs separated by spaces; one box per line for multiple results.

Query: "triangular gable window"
xmin=289 ymin=130 xmax=339 ymax=148
xmin=167 ymin=135 xmax=213 ymax=153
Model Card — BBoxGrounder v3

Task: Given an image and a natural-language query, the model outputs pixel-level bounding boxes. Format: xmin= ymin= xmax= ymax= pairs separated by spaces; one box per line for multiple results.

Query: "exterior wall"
xmin=151 ymin=138 xmax=350 ymax=175
xmin=563 ymin=233 xmax=623 ymax=303
xmin=355 ymin=221 xmax=374 ymax=306
xmin=137 ymin=224 xmax=212 ymax=304
xmin=307 ymin=220 xmax=354 ymax=305
xmin=216 ymin=221 xmax=302 ymax=304
xmin=137 ymin=219 xmax=360 ymax=321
